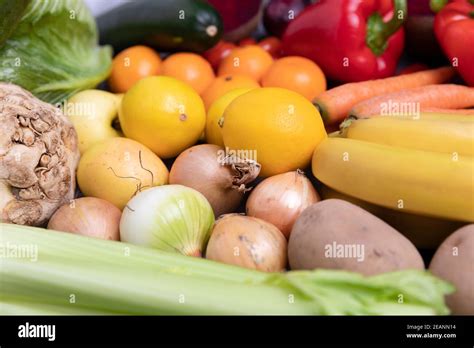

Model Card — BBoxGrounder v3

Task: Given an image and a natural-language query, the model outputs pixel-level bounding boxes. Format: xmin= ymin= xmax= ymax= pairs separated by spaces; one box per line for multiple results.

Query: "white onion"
xmin=120 ymin=185 xmax=215 ymax=256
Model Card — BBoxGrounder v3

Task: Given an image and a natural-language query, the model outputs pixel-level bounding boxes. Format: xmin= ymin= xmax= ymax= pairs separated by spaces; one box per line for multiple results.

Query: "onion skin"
xmin=246 ymin=171 xmax=320 ymax=238
xmin=47 ymin=197 xmax=121 ymax=240
xmin=169 ymin=144 xmax=260 ymax=217
xmin=206 ymin=214 xmax=287 ymax=272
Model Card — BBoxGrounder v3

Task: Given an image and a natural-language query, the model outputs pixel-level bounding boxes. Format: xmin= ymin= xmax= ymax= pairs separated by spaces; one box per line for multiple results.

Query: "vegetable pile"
xmin=0 ymin=0 xmax=473 ymax=316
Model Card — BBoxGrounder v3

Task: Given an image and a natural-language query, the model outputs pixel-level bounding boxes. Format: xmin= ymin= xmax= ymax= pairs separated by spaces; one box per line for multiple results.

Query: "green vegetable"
xmin=0 ymin=223 xmax=453 ymax=315
xmin=97 ymin=0 xmax=223 ymax=53
xmin=120 ymin=185 xmax=215 ymax=257
xmin=0 ymin=0 xmax=29 ymax=47
xmin=0 ymin=0 xmax=112 ymax=104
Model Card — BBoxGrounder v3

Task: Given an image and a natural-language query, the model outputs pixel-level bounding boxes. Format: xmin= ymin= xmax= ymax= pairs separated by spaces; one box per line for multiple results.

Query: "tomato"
xmin=108 ymin=45 xmax=162 ymax=93
xmin=203 ymin=40 xmax=237 ymax=70
xmin=258 ymin=37 xmax=282 ymax=58
xmin=239 ymin=37 xmax=257 ymax=46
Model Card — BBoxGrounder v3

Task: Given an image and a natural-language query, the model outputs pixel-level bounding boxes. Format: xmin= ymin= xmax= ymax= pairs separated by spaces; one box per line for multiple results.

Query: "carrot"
xmin=314 ymin=67 xmax=455 ymax=124
xmin=350 ymin=84 xmax=474 ymax=118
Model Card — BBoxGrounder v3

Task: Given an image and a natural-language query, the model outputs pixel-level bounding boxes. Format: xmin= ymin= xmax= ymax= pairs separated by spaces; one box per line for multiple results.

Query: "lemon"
xmin=119 ymin=76 xmax=206 ymax=158
xmin=222 ymin=88 xmax=326 ymax=177
xmin=206 ymin=87 xmax=256 ymax=147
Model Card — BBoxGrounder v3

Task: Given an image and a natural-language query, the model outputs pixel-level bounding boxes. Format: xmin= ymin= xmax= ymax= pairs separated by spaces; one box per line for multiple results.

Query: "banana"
xmin=312 ymin=138 xmax=474 ymax=222
xmin=340 ymin=116 xmax=474 ymax=156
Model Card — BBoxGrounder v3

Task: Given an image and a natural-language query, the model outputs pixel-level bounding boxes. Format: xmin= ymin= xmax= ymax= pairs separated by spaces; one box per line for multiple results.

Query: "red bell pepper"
xmin=281 ymin=0 xmax=407 ymax=82
xmin=433 ymin=0 xmax=474 ymax=86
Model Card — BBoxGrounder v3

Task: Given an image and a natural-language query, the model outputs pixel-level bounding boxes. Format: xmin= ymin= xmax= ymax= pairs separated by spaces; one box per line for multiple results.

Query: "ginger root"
xmin=0 ymin=83 xmax=79 ymax=226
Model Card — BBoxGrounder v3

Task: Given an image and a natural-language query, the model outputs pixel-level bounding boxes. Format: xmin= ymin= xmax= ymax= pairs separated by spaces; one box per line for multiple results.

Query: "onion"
xmin=169 ymin=144 xmax=260 ymax=217
xmin=206 ymin=214 xmax=287 ymax=272
xmin=246 ymin=170 xmax=320 ymax=238
xmin=120 ymin=185 xmax=215 ymax=256
xmin=47 ymin=197 xmax=121 ymax=240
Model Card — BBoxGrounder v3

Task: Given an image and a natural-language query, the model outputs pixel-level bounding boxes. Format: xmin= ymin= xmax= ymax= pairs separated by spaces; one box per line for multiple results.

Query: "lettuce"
xmin=0 ymin=0 xmax=112 ymax=104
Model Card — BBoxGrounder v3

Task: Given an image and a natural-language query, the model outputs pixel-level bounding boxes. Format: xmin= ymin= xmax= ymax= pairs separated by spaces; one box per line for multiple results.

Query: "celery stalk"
xmin=2 ymin=258 xmax=315 ymax=315
xmin=0 ymin=222 xmax=265 ymax=283
xmin=0 ymin=223 xmax=453 ymax=315
xmin=0 ymin=297 xmax=111 ymax=315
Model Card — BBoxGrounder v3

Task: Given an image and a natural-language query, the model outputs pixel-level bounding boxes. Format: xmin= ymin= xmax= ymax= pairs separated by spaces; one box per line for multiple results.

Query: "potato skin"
xmin=288 ymin=199 xmax=424 ymax=276
xmin=429 ymin=224 xmax=474 ymax=315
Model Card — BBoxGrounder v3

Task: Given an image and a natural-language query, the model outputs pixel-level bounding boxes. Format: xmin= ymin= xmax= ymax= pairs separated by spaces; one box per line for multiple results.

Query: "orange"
xmin=261 ymin=56 xmax=326 ymax=101
xmin=161 ymin=53 xmax=215 ymax=94
xmin=217 ymin=45 xmax=273 ymax=82
xmin=201 ymin=74 xmax=260 ymax=110
xmin=108 ymin=45 xmax=162 ymax=93
xmin=222 ymin=88 xmax=327 ymax=177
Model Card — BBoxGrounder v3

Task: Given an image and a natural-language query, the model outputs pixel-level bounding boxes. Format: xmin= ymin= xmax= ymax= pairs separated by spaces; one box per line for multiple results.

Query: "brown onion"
xmin=206 ymin=214 xmax=287 ymax=272
xmin=47 ymin=197 xmax=121 ymax=240
xmin=246 ymin=170 xmax=320 ymax=238
xmin=169 ymin=144 xmax=260 ymax=217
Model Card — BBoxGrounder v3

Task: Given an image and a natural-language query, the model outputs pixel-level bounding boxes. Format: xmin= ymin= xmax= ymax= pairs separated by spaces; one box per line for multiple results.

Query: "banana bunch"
xmin=312 ymin=113 xmax=474 ymax=222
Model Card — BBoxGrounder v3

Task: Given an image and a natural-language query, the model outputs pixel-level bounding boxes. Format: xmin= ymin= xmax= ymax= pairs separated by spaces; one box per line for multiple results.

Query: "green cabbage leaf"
xmin=0 ymin=0 xmax=112 ymax=104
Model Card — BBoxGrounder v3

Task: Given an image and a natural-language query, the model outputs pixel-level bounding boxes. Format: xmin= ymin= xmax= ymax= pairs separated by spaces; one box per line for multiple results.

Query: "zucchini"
xmin=97 ymin=0 xmax=223 ymax=53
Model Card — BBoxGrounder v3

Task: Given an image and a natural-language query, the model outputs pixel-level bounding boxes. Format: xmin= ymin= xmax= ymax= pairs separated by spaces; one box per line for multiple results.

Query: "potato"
xmin=320 ymin=185 xmax=463 ymax=249
xmin=429 ymin=224 xmax=474 ymax=315
xmin=288 ymin=199 xmax=424 ymax=276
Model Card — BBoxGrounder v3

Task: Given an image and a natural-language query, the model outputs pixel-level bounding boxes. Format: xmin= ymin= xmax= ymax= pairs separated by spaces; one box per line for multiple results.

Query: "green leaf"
xmin=0 ymin=0 xmax=112 ymax=104
xmin=0 ymin=0 xmax=31 ymax=48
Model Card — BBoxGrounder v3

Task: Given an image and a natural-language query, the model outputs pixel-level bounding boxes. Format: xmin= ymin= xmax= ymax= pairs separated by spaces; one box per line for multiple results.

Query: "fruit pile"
xmin=0 ymin=0 xmax=473 ymax=316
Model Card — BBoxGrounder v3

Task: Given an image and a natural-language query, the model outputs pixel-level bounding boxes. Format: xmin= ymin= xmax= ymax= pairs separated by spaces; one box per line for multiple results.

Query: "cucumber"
xmin=97 ymin=0 xmax=223 ymax=53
